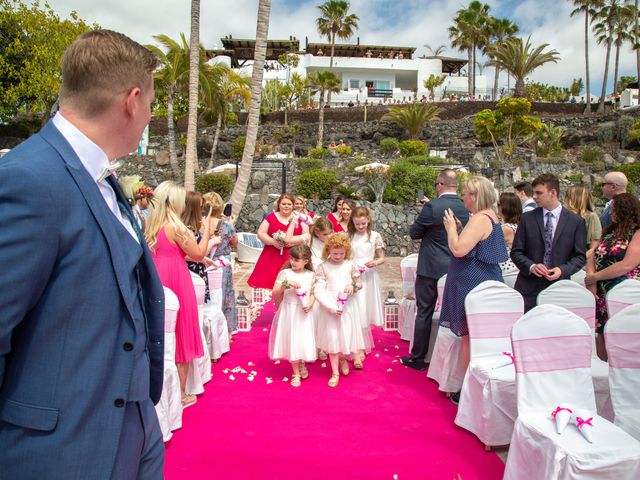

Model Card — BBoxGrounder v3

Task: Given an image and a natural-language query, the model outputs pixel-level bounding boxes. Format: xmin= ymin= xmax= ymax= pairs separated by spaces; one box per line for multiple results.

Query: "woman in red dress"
xmin=248 ymin=194 xmax=308 ymax=289
xmin=327 ymin=195 xmax=347 ymax=232
xmin=335 ymin=198 xmax=357 ymax=232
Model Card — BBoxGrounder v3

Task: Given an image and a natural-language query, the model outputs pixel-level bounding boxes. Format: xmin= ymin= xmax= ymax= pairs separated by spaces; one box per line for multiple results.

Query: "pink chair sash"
xmin=400 ymin=266 xmax=416 ymax=282
xmin=608 ymin=300 xmax=632 ymax=318
xmin=606 ymin=333 xmax=640 ymax=368
xmin=207 ymin=269 xmax=223 ymax=289
xmin=567 ymin=306 xmax=596 ymax=330
xmin=467 ymin=312 xmax=523 ymax=339
xmin=513 ymin=335 xmax=592 ymax=373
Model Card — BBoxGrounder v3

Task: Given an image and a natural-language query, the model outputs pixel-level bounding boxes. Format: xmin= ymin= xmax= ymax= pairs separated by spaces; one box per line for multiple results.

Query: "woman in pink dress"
xmin=248 ymin=193 xmax=307 ymax=289
xmin=145 ymin=181 xmax=213 ymax=407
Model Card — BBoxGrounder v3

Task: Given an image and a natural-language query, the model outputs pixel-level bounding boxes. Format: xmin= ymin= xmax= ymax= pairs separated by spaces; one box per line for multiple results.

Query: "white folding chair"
xmin=154 ymin=287 xmax=182 ymax=442
xmin=427 ymin=275 xmax=469 ymax=393
xmin=455 ymin=281 xmax=523 ymax=449
xmin=185 ymin=273 xmax=211 ymax=395
xmin=504 ymin=305 xmax=640 ymax=480
xmin=605 ymin=304 xmax=640 ymax=441
xmin=606 ymin=279 xmax=640 ymax=318
xmin=203 ymin=268 xmax=230 ymax=361
xmin=399 ymin=254 xmax=418 ymax=341
xmin=538 ymin=280 xmax=613 ymax=420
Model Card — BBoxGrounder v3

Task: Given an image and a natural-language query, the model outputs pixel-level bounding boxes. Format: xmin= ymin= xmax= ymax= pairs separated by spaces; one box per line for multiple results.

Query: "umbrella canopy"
xmin=354 ymin=162 xmax=390 ymax=173
xmin=207 ymin=162 xmax=237 ymax=175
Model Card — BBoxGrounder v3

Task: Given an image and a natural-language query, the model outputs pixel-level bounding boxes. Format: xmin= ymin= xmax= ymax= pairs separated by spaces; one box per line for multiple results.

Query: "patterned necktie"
xmin=543 ymin=212 xmax=554 ymax=267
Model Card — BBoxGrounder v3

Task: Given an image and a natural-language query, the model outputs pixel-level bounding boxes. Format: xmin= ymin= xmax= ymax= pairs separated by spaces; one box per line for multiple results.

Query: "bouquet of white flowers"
xmin=272 ymin=230 xmax=286 ymax=255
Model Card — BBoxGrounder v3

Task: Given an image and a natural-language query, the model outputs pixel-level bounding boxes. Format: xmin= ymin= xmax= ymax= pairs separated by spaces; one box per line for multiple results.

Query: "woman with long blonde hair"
xmin=146 ymin=181 xmax=212 ymax=407
xmin=564 ymin=184 xmax=602 ymax=251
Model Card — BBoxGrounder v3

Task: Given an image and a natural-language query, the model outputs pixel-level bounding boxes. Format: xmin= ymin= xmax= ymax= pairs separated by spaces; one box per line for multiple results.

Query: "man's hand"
xmin=531 ymin=264 xmax=549 ymax=277
xmin=544 ymin=267 xmax=562 ymax=281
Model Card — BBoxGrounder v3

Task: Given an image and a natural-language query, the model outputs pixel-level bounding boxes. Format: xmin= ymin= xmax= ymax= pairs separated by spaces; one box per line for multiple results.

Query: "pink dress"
xmin=248 ymin=213 xmax=302 ymax=289
xmin=152 ymin=227 xmax=204 ymax=363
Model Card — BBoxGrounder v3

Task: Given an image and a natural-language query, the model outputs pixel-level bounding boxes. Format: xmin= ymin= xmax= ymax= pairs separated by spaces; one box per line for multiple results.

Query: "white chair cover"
xmin=398 ymin=298 xmax=416 ymax=342
xmin=203 ymin=269 xmax=230 ymax=361
xmin=504 ymin=305 xmax=640 ymax=480
xmin=400 ymin=254 xmax=418 ymax=299
xmin=455 ymin=281 xmax=523 ymax=447
xmin=605 ymin=304 xmax=640 ymax=441
xmin=398 ymin=255 xmax=418 ymax=341
xmin=427 ymin=275 xmax=470 ymax=392
xmin=186 ymin=273 xmax=212 ymax=395
xmin=606 ymin=279 xmax=640 ymax=318
xmin=537 ymin=280 xmax=613 ymax=420
xmin=502 ymin=265 xmax=519 ymax=289
xmin=154 ymin=287 xmax=182 ymax=442
xmin=571 ymin=268 xmax=587 ymax=287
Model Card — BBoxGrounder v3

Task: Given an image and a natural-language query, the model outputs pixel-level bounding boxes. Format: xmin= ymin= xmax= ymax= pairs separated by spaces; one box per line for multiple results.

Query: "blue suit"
xmin=0 ymin=121 xmax=165 ymax=478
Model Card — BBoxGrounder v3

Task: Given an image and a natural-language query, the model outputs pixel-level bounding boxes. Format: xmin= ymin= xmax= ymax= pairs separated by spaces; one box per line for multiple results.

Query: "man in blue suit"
xmin=511 ymin=173 xmax=586 ymax=311
xmin=0 ymin=30 xmax=165 ymax=479
xmin=402 ymin=169 xmax=470 ymax=370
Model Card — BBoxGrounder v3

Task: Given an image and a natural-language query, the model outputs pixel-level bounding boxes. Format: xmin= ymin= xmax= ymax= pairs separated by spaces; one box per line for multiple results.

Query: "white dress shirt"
xmin=52 ymin=113 xmax=138 ymax=242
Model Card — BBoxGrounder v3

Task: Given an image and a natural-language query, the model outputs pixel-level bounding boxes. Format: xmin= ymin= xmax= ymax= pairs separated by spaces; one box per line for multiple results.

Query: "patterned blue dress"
xmin=211 ymin=219 xmax=238 ymax=332
xmin=439 ymin=213 xmax=509 ymax=337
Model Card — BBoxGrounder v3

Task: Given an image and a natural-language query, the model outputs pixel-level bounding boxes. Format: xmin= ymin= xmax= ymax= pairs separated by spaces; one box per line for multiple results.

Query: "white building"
xmin=209 ymin=37 xmax=488 ymax=105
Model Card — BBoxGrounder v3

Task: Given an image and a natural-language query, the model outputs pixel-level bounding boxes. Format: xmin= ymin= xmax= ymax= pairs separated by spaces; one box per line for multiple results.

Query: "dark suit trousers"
xmin=111 ymin=399 xmax=164 ymax=480
xmin=410 ymin=274 xmax=438 ymax=362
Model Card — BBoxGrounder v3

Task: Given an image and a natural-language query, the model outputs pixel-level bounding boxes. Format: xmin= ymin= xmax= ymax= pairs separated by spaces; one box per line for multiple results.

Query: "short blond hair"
xmin=203 ymin=191 xmax=224 ymax=217
xmin=59 ymin=30 xmax=159 ymax=117
xmin=465 ymin=176 xmax=496 ymax=212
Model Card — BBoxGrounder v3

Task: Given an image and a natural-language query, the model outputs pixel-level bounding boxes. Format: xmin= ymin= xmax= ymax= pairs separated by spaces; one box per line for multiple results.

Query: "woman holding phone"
xmin=203 ymin=192 xmax=239 ymax=333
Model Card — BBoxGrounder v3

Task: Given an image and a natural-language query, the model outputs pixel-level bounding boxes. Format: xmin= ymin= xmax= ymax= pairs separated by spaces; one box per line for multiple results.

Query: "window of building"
xmin=349 ymin=79 xmax=360 ymax=89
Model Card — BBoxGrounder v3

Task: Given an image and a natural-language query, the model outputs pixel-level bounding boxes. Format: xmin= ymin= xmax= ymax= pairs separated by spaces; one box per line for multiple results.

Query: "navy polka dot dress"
xmin=439 ymin=214 xmax=509 ymax=337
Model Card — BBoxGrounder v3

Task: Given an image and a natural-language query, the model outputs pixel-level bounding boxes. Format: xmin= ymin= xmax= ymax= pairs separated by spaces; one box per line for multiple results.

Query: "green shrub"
xmin=382 ymin=161 xmax=438 ymax=205
xmin=307 ymin=147 xmax=327 ymax=158
xmin=379 ymin=137 xmax=400 ymax=156
xmin=581 ymin=146 xmax=605 ymax=165
xmin=567 ymin=173 xmax=583 ymax=183
xmin=296 ymin=158 xmax=324 ymax=171
xmin=345 ymin=159 xmax=369 ymax=171
xmin=334 ymin=144 xmax=352 ymax=157
xmin=231 ymin=136 xmax=246 ymax=159
xmin=296 ymin=170 xmax=337 ymax=199
xmin=615 ymin=165 xmax=640 ymax=191
xmin=403 ymin=155 xmax=427 ymax=166
xmin=424 ymin=155 xmax=453 ymax=165
xmin=337 ymin=184 xmax=358 ymax=198
xmin=399 ymin=139 xmax=428 ymax=158
xmin=195 ymin=173 xmax=234 ymax=199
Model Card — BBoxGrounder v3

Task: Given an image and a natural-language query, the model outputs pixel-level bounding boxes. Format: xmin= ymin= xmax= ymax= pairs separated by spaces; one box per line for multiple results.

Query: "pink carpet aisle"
xmin=164 ymin=302 xmax=505 ymax=480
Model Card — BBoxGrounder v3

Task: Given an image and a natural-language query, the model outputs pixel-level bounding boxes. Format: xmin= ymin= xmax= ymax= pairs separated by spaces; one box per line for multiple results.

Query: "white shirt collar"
xmin=439 ymin=192 xmax=458 ymax=197
xmin=543 ymin=203 xmax=562 ymax=218
xmin=52 ymin=112 xmax=110 ymax=182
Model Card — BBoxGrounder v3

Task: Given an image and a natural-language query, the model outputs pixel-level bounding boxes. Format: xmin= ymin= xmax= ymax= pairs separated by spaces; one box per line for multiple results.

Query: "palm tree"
xmin=184 ymin=0 xmax=201 ymax=190
xmin=636 ymin=0 xmax=640 ymax=87
xmin=570 ymin=1 xmax=602 ymax=113
xmin=486 ymin=17 xmax=519 ymax=100
xmin=424 ymin=44 xmax=446 ymax=56
xmin=307 ymin=70 xmax=340 ymax=148
xmin=593 ymin=1 xmax=619 ymax=113
xmin=449 ymin=1 xmax=491 ymax=97
xmin=611 ymin=3 xmax=636 ymax=101
xmin=146 ymin=34 xmax=191 ymax=180
xmin=228 ymin=0 xmax=271 ymax=216
xmin=423 ymin=74 xmax=446 ymax=100
xmin=381 ymin=103 xmax=442 ymax=139
xmin=202 ymin=67 xmax=250 ymax=170
xmin=487 ymin=36 xmax=560 ymax=98
xmin=316 ymin=0 xmax=359 ymax=105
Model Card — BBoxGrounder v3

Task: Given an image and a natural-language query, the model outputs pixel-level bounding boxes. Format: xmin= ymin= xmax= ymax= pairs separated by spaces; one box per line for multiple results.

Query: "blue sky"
xmin=43 ymin=0 xmax=638 ymax=96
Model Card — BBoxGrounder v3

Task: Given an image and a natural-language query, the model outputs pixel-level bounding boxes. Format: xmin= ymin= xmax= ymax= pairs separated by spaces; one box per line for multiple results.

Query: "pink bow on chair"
xmin=576 ymin=417 xmax=593 ymax=429
xmin=296 ymin=291 xmax=307 ymax=299
xmin=551 ymin=406 xmax=573 ymax=418
xmin=501 ymin=352 xmax=515 ymax=364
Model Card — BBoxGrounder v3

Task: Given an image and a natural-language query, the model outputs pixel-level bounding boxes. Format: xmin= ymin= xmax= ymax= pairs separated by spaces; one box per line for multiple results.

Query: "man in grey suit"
xmin=402 ymin=169 xmax=469 ymax=370
xmin=0 ymin=30 xmax=165 ymax=479
xmin=511 ymin=173 xmax=586 ymax=311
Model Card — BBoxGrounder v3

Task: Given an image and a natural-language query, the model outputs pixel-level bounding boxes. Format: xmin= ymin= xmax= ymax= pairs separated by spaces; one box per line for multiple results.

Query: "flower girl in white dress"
xmin=314 ymin=233 xmax=365 ymax=387
xmin=268 ymin=245 xmax=317 ymax=387
xmin=348 ymin=207 xmax=385 ymax=363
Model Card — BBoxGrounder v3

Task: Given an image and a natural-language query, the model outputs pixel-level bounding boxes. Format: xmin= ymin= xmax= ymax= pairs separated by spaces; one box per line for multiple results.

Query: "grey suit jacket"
xmin=409 ymin=194 xmax=469 ymax=279
xmin=0 ymin=121 xmax=165 ymax=479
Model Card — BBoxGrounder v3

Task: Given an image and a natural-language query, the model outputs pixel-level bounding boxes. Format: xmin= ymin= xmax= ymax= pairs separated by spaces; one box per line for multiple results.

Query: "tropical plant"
xmin=399 ymin=139 xmax=429 ymax=157
xmin=0 ymin=0 xmax=94 ymax=120
xmin=424 ymin=44 xmax=447 ymax=56
xmin=379 ymin=137 xmax=400 ymax=156
xmin=525 ymin=82 xmax=571 ymax=102
xmin=231 ymin=136 xmax=246 ymax=159
xmin=474 ymin=97 xmax=543 ymax=164
xmin=610 ymin=2 xmax=636 ymax=100
xmin=485 ymin=17 xmax=519 ymax=100
xmin=316 ymin=0 xmax=359 ymax=105
xmin=448 ymin=1 xmax=491 ymax=97
xmin=569 ymin=0 xmax=601 ymax=113
xmin=228 ymin=0 xmax=271 ymax=216
xmin=183 ymin=0 xmax=201 ymax=190
xmin=487 ymin=36 xmax=560 ymax=98
xmin=570 ymin=78 xmax=584 ymax=97
xmin=307 ymin=70 xmax=340 ymax=147
xmin=423 ymin=74 xmax=446 ymax=100
xmin=278 ymin=72 xmax=307 ymax=125
xmin=617 ymin=75 xmax=636 ymax=93
xmin=381 ymin=103 xmax=442 ymax=139
xmin=535 ymin=123 xmax=567 ymax=157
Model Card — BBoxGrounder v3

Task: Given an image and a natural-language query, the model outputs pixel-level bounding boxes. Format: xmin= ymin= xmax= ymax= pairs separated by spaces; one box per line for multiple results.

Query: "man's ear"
xmin=124 ymin=87 xmax=142 ymax=117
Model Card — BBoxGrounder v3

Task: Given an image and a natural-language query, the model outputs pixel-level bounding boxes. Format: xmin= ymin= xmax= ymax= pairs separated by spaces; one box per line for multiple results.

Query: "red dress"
xmin=248 ymin=212 xmax=302 ymax=289
xmin=152 ymin=227 xmax=204 ymax=363
xmin=327 ymin=211 xmax=344 ymax=232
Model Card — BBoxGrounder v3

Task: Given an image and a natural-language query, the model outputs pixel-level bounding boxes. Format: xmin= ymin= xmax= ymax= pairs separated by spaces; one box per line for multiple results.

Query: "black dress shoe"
xmin=400 ymin=356 xmax=427 ymax=371
xmin=450 ymin=392 xmax=460 ymax=405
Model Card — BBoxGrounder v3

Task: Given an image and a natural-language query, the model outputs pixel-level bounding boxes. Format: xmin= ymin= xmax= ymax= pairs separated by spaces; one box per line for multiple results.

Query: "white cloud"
xmin=39 ymin=0 xmax=640 ymax=95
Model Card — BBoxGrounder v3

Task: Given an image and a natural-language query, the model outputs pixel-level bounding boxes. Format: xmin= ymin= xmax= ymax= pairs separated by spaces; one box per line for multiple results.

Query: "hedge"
xmin=296 ymin=170 xmax=337 ymax=199
xmin=399 ymin=139 xmax=428 ymax=158
xmin=382 ymin=161 xmax=438 ymax=205
xmin=195 ymin=173 xmax=234 ymax=199
xmin=296 ymin=158 xmax=324 ymax=171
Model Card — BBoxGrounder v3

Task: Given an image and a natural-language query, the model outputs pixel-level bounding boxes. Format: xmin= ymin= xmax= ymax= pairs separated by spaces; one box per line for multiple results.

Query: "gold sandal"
xmin=291 ymin=374 xmax=301 ymax=387
xmin=328 ymin=374 xmax=339 ymax=388
xmin=299 ymin=363 xmax=309 ymax=379
xmin=339 ymin=358 xmax=349 ymax=376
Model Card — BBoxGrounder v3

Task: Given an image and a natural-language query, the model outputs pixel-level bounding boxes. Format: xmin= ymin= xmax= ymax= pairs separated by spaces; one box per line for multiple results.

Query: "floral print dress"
xmin=594 ymin=230 xmax=640 ymax=329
